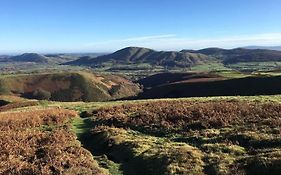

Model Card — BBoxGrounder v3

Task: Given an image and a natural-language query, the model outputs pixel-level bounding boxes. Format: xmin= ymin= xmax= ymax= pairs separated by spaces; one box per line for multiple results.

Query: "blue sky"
xmin=0 ymin=0 xmax=281 ymax=53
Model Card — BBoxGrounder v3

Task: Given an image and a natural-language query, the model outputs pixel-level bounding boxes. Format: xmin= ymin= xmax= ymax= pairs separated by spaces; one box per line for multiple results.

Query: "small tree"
xmin=32 ymin=88 xmax=51 ymax=100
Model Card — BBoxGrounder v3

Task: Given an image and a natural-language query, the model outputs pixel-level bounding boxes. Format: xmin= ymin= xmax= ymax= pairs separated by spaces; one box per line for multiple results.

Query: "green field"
xmin=227 ymin=61 xmax=281 ymax=72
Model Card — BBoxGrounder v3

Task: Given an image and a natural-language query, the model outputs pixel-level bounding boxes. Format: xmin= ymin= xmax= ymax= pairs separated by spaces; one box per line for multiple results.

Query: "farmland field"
xmin=226 ymin=62 xmax=281 ymax=72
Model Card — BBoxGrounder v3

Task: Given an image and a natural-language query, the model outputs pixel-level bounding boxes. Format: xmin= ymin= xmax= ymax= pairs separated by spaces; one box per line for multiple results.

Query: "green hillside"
xmin=0 ymin=71 xmax=141 ymax=102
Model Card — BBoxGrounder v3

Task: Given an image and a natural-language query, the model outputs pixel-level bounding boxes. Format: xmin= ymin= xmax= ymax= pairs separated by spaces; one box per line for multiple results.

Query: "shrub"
xmin=33 ymin=88 xmax=51 ymax=100
xmin=0 ymin=109 xmax=107 ymax=175
xmin=0 ymin=80 xmax=9 ymax=94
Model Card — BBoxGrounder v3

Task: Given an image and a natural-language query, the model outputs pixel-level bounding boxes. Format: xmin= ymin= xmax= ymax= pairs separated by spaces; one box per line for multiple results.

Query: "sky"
xmin=0 ymin=0 xmax=281 ymax=54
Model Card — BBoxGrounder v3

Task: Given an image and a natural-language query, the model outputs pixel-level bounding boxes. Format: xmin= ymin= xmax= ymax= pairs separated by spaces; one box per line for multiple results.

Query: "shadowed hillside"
xmin=137 ymin=72 xmax=223 ymax=88
xmin=137 ymin=73 xmax=281 ymax=99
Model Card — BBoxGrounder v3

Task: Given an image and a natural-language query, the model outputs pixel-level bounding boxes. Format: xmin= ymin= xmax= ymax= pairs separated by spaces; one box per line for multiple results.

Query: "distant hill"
xmin=44 ymin=54 xmax=80 ymax=64
xmin=185 ymin=48 xmax=281 ymax=64
xmin=0 ymin=55 xmax=10 ymax=62
xmin=0 ymin=72 xmax=141 ymax=102
xmin=2 ymin=53 xmax=78 ymax=64
xmin=65 ymin=47 xmax=211 ymax=68
xmin=9 ymin=53 xmax=50 ymax=63
xmin=244 ymin=46 xmax=281 ymax=51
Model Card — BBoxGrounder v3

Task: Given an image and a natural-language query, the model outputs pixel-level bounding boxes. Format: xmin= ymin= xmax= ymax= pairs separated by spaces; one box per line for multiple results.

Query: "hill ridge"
xmin=65 ymin=46 xmax=210 ymax=68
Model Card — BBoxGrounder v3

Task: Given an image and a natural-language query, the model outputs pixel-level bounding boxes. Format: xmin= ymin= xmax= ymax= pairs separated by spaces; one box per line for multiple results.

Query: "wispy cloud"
xmin=83 ymin=33 xmax=281 ymax=52
xmin=84 ymin=34 xmax=177 ymax=46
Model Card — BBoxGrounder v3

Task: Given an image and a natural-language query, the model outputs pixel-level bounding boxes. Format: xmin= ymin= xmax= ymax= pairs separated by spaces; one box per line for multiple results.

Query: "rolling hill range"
xmin=64 ymin=47 xmax=281 ymax=72
xmin=0 ymin=71 xmax=141 ymax=101
xmin=137 ymin=72 xmax=281 ymax=99
xmin=2 ymin=47 xmax=281 ymax=72
xmin=185 ymin=48 xmax=281 ymax=64
xmin=65 ymin=47 xmax=211 ymax=68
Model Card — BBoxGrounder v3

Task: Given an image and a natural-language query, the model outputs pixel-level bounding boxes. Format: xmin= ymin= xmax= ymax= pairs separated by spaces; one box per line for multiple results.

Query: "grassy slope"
xmin=85 ymin=99 xmax=281 ymax=175
xmin=56 ymin=95 xmax=281 ymax=175
xmin=72 ymin=117 xmax=123 ymax=175
xmin=2 ymin=95 xmax=281 ymax=175
xmin=44 ymin=95 xmax=281 ymax=113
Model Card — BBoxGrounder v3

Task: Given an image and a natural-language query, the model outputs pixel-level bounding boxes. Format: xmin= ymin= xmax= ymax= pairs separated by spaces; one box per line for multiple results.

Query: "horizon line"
xmin=1 ymin=45 xmax=281 ymax=55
